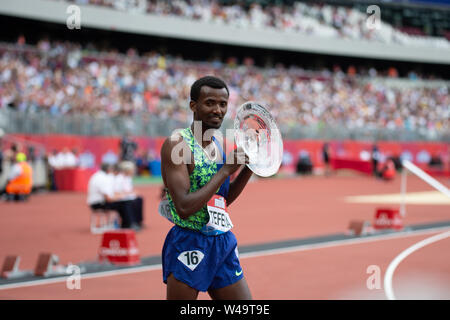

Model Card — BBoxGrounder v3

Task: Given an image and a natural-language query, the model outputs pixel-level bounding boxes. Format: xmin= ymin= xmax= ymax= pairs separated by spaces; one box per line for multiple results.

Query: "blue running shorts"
xmin=162 ymin=225 xmax=244 ymax=292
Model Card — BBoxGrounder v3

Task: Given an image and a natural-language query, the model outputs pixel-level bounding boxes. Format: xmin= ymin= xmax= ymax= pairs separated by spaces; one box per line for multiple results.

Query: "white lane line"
xmin=384 ymin=230 xmax=450 ymax=300
xmin=0 ymin=226 xmax=449 ymax=291
xmin=240 ymin=226 xmax=450 ymax=259
xmin=0 ymin=264 xmax=162 ymax=291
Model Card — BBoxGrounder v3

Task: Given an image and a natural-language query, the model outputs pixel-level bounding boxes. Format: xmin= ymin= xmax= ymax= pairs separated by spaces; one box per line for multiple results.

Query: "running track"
xmin=0 ymin=174 xmax=449 ymax=299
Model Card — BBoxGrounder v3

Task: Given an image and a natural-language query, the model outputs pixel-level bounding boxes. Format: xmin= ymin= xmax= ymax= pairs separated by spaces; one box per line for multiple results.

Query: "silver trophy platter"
xmin=234 ymin=102 xmax=283 ymax=177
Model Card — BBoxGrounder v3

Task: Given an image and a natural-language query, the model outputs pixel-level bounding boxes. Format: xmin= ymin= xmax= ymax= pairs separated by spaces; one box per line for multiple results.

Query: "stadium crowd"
xmin=58 ymin=0 xmax=450 ymax=48
xmin=0 ymin=38 xmax=448 ymax=137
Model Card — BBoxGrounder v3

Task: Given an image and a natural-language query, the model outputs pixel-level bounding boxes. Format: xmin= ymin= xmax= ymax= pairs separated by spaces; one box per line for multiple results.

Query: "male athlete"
xmin=160 ymin=76 xmax=253 ymax=300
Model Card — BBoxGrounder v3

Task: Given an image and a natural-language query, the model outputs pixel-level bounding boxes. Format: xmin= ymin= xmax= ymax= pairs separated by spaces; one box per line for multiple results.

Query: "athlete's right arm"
xmin=161 ymin=135 xmax=234 ymax=219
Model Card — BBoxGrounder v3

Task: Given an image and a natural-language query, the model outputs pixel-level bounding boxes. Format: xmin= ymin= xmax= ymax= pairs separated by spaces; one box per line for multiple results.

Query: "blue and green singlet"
xmin=166 ymin=127 xmax=230 ymax=231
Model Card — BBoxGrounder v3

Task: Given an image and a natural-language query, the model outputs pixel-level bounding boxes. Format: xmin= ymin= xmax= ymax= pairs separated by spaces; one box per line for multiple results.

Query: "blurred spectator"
xmin=282 ymin=151 xmax=294 ymax=169
xmin=113 ymin=161 xmax=144 ymax=228
xmin=408 ymin=71 xmax=418 ymax=80
xmin=400 ymin=150 xmax=414 ymax=163
xmin=72 ymin=148 xmax=80 ymax=165
xmin=4 ymin=152 xmax=33 ymax=201
xmin=79 ymin=149 xmax=96 ymax=168
xmin=322 ymin=142 xmax=330 ymax=176
xmin=56 ymin=147 xmax=79 ymax=168
xmin=3 ymin=144 xmax=19 ymax=163
xmin=296 ymin=150 xmax=313 ymax=175
xmin=0 ymin=129 xmax=4 ymax=175
xmin=416 ymin=150 xmax=431 ymax=164
xmin=371 ymin=144 xmax=380 ymax=177
xmin=119 ymin=133 xmax=138 ymax=162
xmin=428 ymin=152 xmax=444 ymax=169
xmin=135 ymin=150 xmax=149 ymax=176
xmin=102 ymin=150 xmax=119 ymax=165
xmin=347 ymin=65 xmax=356 ymax=77
xmin=148 ymin=149 xmax=162 ymax=176
xmin=390 ymin=154 xmax=403 ymax=172
xmin=47 ymin=149 xmax=59 ymax=191
xmin=87 ymin=162 xmax=140 ymax=230
xmin=388 ymin=67 xmax=399 ymax=78
xmin=17 ymin=34 xmax=26 ymax=46
xmin=27 ymin=146 xmax=36 ymax=163
xmin=48 ymin=149 xmax=60 ymax=169
xmin=360 ymin=150 xmax=371 ymax=161
xmin=379 ymin=158 xmax=396 ymax=181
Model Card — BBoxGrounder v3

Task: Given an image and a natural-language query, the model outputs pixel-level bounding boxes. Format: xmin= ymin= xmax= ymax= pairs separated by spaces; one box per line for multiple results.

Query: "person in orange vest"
xmin=5 ymin=152 xmax=33 ymax=201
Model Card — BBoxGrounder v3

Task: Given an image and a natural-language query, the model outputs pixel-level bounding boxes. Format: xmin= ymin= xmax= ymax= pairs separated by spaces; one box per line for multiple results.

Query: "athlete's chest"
xmin=186 ymin=142 xmax=224 ymax=177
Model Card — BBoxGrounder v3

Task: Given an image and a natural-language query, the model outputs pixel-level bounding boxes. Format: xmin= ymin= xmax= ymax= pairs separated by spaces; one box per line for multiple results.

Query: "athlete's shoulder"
xmin=161 ymin=129 xmax=191 ymax=165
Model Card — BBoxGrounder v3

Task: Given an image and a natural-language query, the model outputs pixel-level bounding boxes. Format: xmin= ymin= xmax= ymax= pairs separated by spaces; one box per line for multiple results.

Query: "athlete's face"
xmin=190 ymin=86 xmax=228 ymax=130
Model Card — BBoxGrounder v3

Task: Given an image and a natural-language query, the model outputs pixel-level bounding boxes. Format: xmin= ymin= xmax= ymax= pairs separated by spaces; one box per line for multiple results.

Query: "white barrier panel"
xmin=400 ymin=159 xmax=450 ymax=217
xmin=402 ymin=160 xmax=450 ymax=197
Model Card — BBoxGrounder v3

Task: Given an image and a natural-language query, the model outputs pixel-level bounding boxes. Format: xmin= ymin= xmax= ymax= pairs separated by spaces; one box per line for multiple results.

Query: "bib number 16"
xmin=177 ymin=250 xmax=204 ymax=271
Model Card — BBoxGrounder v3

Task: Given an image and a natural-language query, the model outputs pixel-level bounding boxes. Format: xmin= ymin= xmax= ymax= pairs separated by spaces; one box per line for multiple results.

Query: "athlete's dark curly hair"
xmin=190 ymin=76 xmax=229 ymax=102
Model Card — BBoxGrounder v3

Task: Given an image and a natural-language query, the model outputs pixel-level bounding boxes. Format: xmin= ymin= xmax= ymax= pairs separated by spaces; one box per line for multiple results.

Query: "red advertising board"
xmin=98 ymin=230 xmax=141 ymax=266
xmin=373 ymin=208 xmax=403 ymax=230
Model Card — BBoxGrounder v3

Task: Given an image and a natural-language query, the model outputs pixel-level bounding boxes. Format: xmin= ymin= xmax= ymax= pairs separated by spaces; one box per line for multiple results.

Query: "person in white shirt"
xmin=46 ymin=149 xmax=60 ymax=191
xmin=102 ymin=150 xmax=119 ymax=166
xmin=58 ymin=147 xmax=78 ymax=168
xmin=79 ymin=149 xmax=95 ymax=169
xmin=112 ymin=164 xmax=132 ymax=199
xmin=87 ymin=163 xmax=138 ymax=230
xmin=48 ymin=149 xmax=62 ymax=170
xmin=118 ymin=161 xmax=144 ymax=228
xmin=110 ymin=161 xmax=144 ymax=228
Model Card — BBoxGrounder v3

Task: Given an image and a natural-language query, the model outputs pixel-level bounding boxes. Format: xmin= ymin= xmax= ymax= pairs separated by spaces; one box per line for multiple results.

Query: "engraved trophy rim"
xmin=234 ymin=101 xmax=283 ymax=177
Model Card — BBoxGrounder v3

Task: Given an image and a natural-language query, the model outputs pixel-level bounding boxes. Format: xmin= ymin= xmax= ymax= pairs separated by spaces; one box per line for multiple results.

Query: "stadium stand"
xmin=0 ymin=0 xmax=448 ymax=191
xmin=0 ymin=38 xmax=448 ymax=140
xmin=2 ymin=0 xmax=450 ymax=65
xmin=54 ymin=0 xmax=450 ymax=49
